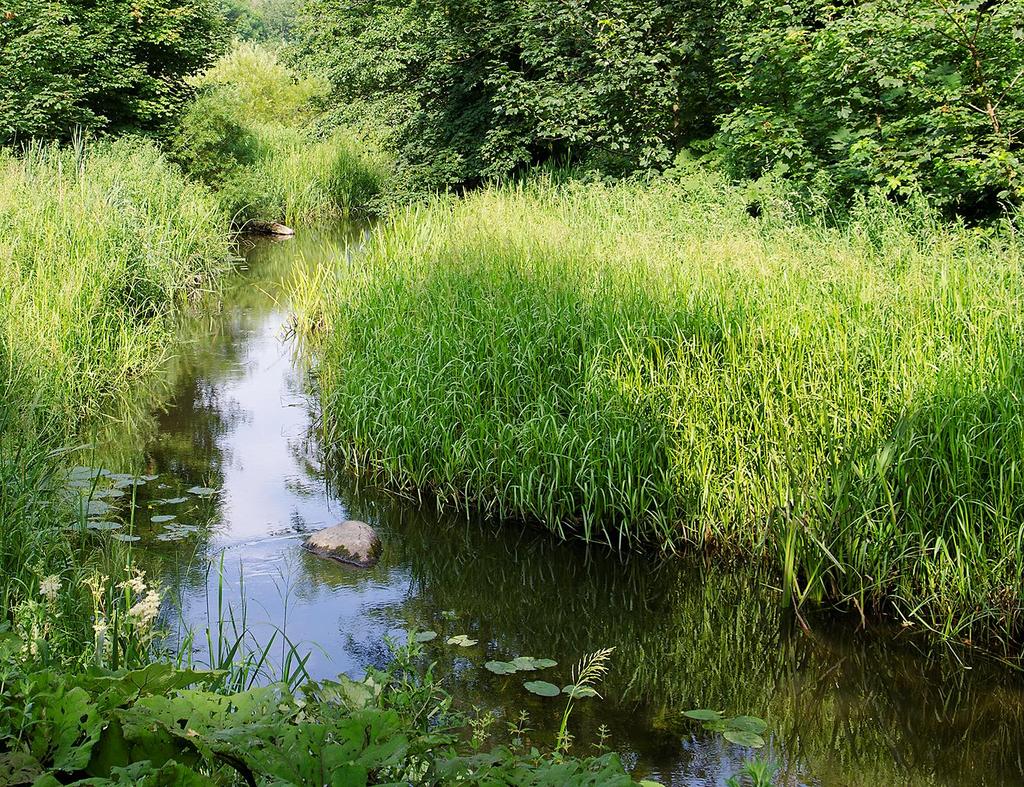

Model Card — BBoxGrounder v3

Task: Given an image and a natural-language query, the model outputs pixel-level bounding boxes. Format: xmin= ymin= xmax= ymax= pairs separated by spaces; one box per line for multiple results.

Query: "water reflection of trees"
xmin=83 ymin=226 xmax=363 ymax=593
xmin=315 ymin=475 xmax=1024 ymax=786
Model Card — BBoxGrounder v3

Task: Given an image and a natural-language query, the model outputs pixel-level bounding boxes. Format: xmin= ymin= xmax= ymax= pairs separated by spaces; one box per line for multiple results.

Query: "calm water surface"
xmin=82 ymin=225 xmax=1024 ymax=786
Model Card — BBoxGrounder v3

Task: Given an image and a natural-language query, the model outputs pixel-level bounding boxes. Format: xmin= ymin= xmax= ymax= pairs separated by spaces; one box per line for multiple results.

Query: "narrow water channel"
xmin=80 ymin=225 xmax=1024 ymax=786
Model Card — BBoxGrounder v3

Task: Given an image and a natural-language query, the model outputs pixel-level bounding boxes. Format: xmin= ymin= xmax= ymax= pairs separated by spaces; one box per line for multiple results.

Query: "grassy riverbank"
xmin=0 ymin=139 xmax=229 ymax=664
xmin=172 ymin=43 xmax=388 ymax=226
xmin=0 ymin=141 xmax=649 ymax=786
xmin=297 ymin=169 xmax=1024 ymax=650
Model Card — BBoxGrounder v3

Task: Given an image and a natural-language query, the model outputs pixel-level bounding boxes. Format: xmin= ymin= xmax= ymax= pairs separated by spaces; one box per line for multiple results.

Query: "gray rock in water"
xmin=304 ymin=520 xmax=381 ymax=568
xmin=248 ymin=221 xmax=295 ymax=236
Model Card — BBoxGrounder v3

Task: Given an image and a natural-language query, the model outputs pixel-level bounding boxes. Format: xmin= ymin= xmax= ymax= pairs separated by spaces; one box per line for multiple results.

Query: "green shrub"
xmin=296 ymin=171 xmax=1024 ymax=648
xmin=290 ymin=0 xmax=1024 ymax=215
xmin=0 ymin=0 xmax=227 ymax=143
xmin=171 ymin=44 xmax=388 ymax=223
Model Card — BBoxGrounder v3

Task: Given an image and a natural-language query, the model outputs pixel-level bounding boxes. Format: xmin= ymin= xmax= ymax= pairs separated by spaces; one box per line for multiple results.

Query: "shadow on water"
xmin=75 ymin=224 xmax=1024 ymax=786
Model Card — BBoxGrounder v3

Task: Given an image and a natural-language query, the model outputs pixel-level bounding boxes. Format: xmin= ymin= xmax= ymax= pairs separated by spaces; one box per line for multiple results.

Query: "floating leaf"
xmin=485 ymin=661 xmax=517 ymax=675
xmin=91 ymin=488 xmax=126 ymax=499
xmin=156 ymin=497 xmax=189 ymax=505
xmin=510 ymin=656 xmax=557 ymax=671
xmin=151 ymin=515 xmax=176 ymax=523
xmin=413 ymin=631 xmax=437 ymax=643
xmin=683 ymin=709 xmax=724 ymax=722
xmin=113 ymin=478 xmax=145 ymax=489
xmin=562 ymin=684 xmax=599 ymax=698
xmin=725 ymin=716 xmax=767 ymax=734
xmin=187 ymin=486 xmax=218 ymax=496
xmin=140 ymin=474 xmax=159 ymax=481
xmin=68 ymin=466 xmax=109 ymax=481
xmin=111 ymin=534 xmax=141 ymax=542
xmin=523 ymin=680 xmax=560 ymax=697
xmin=75 ymin=499 xmax=111 ymax=518
xmin=723 ymin=729 xmax=765 ymax=748
xmin=86 ymin=521 xmax=122 ymax=531
xmin=446 ymin=635 xmax=477 ymax=647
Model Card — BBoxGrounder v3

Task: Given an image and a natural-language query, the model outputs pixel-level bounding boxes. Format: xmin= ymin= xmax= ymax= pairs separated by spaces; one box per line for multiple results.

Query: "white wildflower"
xmin=128 ymin=588 xmax=161 ymax=627
xmin=38 ymin=575 xmax=62 ymax=602
xmin=120 ymin=571 xmax=147 ymax=595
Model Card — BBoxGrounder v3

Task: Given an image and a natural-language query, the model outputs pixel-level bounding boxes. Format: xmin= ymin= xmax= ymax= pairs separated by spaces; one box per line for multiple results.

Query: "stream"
xmin=78 ymin=224 xmax=1024 ymax=786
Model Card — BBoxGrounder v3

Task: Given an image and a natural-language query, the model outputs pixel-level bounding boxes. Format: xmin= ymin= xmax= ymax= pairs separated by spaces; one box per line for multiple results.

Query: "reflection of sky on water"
xmin=82 ymin=226 xmax=1024 ymax=787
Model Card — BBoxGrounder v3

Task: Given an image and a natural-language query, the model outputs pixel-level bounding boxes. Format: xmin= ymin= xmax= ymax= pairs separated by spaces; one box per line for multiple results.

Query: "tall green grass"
xmin=0 ymin=139 xmax=229 ymax=665
xmin=172 ymin=43 xmax=388 ymax=225
xmin=297 ymin=169 xmax=1024 ymax=650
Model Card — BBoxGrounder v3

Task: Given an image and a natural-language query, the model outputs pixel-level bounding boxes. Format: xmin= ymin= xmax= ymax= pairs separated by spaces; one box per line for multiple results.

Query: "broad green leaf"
xmin=87 ymin=521 xmax=122 ymax=531
xmin=446 ymin=634 xmax=477 ymax=647
xmin=562 ymin=684 xmax=598 ymax=698
xmin=725 ymin=715 xmax=767 ymax=734
xmin=523 ymin=680 xmax=560 ymax=697
xmin=413 ymin=630 xmax=437 ymax=642
xmin=723 ymin=729 xmax=765 ymax=748
xmin=484 ymin=660 xmax=516 ymax=675
xmin=151 ymin=515 xmax=176 ymax=523
xmin=186 ymin=486 xmax=218 ymax=496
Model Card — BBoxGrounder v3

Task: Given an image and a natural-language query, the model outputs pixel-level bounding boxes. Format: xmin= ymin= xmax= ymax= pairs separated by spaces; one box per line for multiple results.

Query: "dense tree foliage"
xmin=220 ymin=0 xmax=297 ymax=41
xmin=292 ymin=0 xmax=1024 ymax=213
xmin=0 ymin=0 xmax=228 ymax=143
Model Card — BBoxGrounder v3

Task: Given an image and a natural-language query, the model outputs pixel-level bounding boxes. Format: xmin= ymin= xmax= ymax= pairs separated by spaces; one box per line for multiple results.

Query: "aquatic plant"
xmin=297 ymin=168 xmax=1024 ymax=651
xmin=0 ymin=138 xmax=229 ymax=668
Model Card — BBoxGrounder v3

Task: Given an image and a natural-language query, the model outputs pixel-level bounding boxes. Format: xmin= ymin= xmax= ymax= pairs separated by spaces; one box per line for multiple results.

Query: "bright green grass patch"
xmin=0 ymin=138 xmax=228 ymax=439
xmin=0 ymin=138 xmax=229 ymax=666
xmin=171 ymin=43 xmax=389 ymax=225
xmin=298 ymin=170 xmax=1024 ymax=649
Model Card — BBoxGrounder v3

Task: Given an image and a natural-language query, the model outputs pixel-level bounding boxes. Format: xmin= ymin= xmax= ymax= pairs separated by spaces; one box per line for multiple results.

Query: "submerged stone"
xmin=304 ymin=520 xmax=381 ymax=568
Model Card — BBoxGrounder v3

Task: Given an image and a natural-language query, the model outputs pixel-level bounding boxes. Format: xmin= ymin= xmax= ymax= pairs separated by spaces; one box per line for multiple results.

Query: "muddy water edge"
xmin=73 ymin=224 xmax=1024 ymax=786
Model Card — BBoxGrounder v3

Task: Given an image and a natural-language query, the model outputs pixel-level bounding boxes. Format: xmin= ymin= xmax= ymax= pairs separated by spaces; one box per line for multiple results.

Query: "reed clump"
xmin=0 ymin=138 xmax=229 ymax=662
xmin=297 ymin=169 xmax=1024 ymax=650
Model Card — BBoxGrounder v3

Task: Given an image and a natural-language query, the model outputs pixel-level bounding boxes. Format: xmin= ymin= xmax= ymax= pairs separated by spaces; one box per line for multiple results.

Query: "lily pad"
xmin=140 ymin=474 xmax=159 ymax=481
xmin=722 ymin=729 xmax=765 ymax=748
xmin=446 ymin=635 xmax=478 ymax=647
xmin=68 ymin=466 xmax=109 ymax=481
xmin=113 ymin=478 xmax=145 ymax=489
xmin=186 ymin=486 xmax=218 ymax=496
xmin=511 ymin=656 xmax=557 ymax=671
xmin=155 ymin=524 xmax=197 ymax=542
xmin=151 ymin=515 xmax=176 ymax=523
xmin=562 ymin=684 xmax=599 ymax=698
xmin=156 ymin=497 xmax=189 ymax=505
xmin=86 ymin=521 xmax=123 ymax=531
xmin=413 ymin=631 xmax=437 ymax=643
xmin=725 ymin=716 xmax=767 ymax=734
xmin=91 ymin=488 xmax=126 ymax=499
xmin=484 ymin=661 xmax=517 ymax=675
xmin=111 ymin=534 xmax=141 ymax=542
xmin=523 ymin=680 xmax=560 ymax=697
xmin=75 ymin=499 xmax=111 ymax=518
